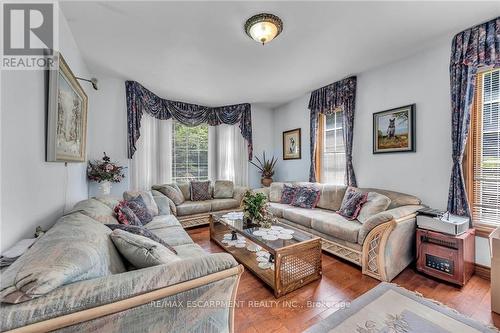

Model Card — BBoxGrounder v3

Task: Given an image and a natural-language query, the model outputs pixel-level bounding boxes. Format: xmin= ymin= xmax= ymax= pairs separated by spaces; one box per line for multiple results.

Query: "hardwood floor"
xmin=187 ymin=226 xmax=500 ymax=333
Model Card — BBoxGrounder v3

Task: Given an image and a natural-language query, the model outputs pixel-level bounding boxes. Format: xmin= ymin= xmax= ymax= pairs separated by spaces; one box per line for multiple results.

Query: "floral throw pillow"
xmin=114 ymin=201 xmax=142 ymax=226
xmin=105 ymin=224 xmax=177 ymax=254
xmin=337 ymin=189 xmax=368 ymax=220
xmin=290 ymin=186 xmax=321 ymax=209
xmin=190 ymin=181 xmax=211 ymax=201
xmin=126 ymin=196 xmax=153 ymax=225
xmin=280 ymin=184 xmax=298 ymax=204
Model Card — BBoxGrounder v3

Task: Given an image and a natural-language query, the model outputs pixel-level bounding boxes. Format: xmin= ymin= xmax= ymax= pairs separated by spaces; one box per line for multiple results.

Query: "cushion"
xmin=176 ymin=200 xmax=211 ymax=216
xmin=152 ymin=184 xmax=185 ymax=206
xmin=290 ymin=186 xmax=321 ymax=209
xmin=267 ymin=202 xmax=290 ymax=218
xmin=110 ymin=229 xmax=180 ymax=269
xmin=0 ymin=212 xmax=125 ymax=304
xmin=190 ymin=180 xmax=211 ymax=201
xmin=316 ymin=184 xmax=347 ymax=211
xmin=105 ymin=224 xmax=177 ymax=254
xmin=280 ymin=184 xmax=298 ymax=204
xmin=213 ymin=180 xmax=234 ymax=199
xmin=282 ymin=206 xmax=313 ymax=228
xmin=177 ymin=182 xmax=191 ymax=201
xmin=114 ymin=201 xmax=142 ymax=226
xmin=337 ymin=189 xmax=368 ymax=220
xmin=358 ymin=187 xmax=421 ymax=209
xmin=71 ymin=198 xmax=119 ymax=224
xmin=211 ymin=198 xmax=240 ymax=211
xmin=151 ymin=190 xmax=174 ymax=215
xmin=357 ymin=192 xmax=391 ymax=223
xmin=123 ymin=191 xmax=159 ymax=216
xmin=269 ymin=182 xmax=289 ymax=203
xmin=145 ymin=224 xmax=195 ymax=247
xmin=125 ymin=196 xmax=153 ymax=225
xmin=172 ymin=243 xmax=207 ymax=259
xmin=310 ymin=213 xmax=362 ymax=243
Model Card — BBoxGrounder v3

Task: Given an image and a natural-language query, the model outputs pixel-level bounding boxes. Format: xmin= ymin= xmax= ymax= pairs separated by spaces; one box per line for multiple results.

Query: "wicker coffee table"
xmin=210 ymin=212 xmax=322 ymax=297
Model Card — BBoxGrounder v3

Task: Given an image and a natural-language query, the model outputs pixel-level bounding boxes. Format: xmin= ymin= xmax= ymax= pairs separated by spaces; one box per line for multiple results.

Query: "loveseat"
xmin=0 ymin=195 xmax=243 ymax=332
xmin=256 ymin=182 xmax=423 ymax=282
xmin=151 ymin=180 xmax=248 ymax=229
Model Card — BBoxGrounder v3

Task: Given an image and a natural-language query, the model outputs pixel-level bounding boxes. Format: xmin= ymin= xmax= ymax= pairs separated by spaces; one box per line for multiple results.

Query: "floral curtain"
xmin=126 ymin=81 xmax=253 ymax=160
xmin=447 ymin=17 xmax=499 ymax=217
xmin=308 ymin=76 xmax=357 ymax=185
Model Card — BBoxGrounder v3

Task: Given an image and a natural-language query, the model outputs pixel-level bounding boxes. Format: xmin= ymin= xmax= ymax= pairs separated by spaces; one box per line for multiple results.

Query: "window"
xmin=470 ymin=68 xmax=500 ymax=227
xmin=319 ymin=111 xmax=346 ymax=185
xmin=172 ymin=122 xmax=209 ymax=182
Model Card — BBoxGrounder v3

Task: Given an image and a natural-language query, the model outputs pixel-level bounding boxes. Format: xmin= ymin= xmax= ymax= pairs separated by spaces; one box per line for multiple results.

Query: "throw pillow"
xmin=280 ymin=184 xmax=298 ymax=204
xmin=357 ymin=192 xmax=391 ymax=224
xmin=290 ymin=186 xmax=321 ymax=209
xmin=337 ymin=189 xmax=368 ymax=220
xmin=213 ymin=180 xmax=234 ymax=199
xmin=110 ymin=229 xmax=180 ymax=269
xmin=105 ymin=224 xmax=177 ymax=254
xmin=123 ymin=191 xmax=159 ymax=216
xmin=125 ymin=196 xmax=153 ymax=225
xmin=114 ymin=201 xmax=142 ymax=226
xmin=190 ymin=180 xmax=211 ymax=201
xmin=152 ymin=184 xmax=185 ymax=205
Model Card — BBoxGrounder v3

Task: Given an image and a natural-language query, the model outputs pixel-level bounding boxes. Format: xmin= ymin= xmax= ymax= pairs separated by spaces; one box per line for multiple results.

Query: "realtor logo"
xmin=2 ymin=2 xmax=58 ymax=69
xmin=3 ymin=3 xmax=53 ymax=55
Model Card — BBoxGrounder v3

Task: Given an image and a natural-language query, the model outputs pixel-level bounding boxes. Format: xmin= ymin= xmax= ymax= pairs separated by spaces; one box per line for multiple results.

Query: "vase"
xmin=98 ymin=181 xmax=112 ymax=196
xmin=261 ymin=177 xmax=273 ymax=187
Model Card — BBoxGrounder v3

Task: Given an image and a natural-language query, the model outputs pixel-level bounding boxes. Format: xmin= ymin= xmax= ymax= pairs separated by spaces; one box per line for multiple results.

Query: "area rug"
xmin=306 ymin=282 xmax=498 ymax=333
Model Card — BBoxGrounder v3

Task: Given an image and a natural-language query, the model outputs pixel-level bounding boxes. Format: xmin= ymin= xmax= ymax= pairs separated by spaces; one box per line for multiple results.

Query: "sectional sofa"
xmin=256 ymin=182 xmax=423 ymax=282
xmin=0 ymin=196 xmax=243 ymax=333
xmin=151 ymin=181 xmax=248 ymax=229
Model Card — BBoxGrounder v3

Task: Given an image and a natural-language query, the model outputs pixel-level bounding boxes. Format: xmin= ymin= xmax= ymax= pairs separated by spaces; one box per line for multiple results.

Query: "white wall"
xmin=273 ymin=95 xmax=311 ymax=182
xmin=249 ymin=104 xmax=275 ymax=188
xmin=87 ymin=77 xmax=129 ymax=197
xmin=1 ymin=9 xmax=93 ymax=251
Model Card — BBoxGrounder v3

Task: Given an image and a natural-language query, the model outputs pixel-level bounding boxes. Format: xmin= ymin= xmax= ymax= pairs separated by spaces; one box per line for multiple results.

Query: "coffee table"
xmin=210 ymin=212 xmax=322 ymax=298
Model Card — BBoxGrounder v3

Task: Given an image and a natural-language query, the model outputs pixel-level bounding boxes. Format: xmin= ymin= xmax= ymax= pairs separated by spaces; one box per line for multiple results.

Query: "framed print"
xmin=283 ymin=128 xmax=301 ymax=160
xmin=47 ymin=52 xmax=88 ymax=162
xmin=373 ymin=104 xmax=415 ymax=154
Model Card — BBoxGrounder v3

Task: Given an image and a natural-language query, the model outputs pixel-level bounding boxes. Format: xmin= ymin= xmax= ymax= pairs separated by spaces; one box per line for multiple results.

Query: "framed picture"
xmin=373 ymin=104 xmax=415 ymax=154
xmin=283 ymin=128 xmax=301 ymax=160
xmin=47 ymin=52 xmax=88 ymax=162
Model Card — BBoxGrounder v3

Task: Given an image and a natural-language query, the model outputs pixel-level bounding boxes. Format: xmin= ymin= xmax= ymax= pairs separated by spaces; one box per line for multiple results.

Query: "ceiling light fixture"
xmin=245 ymin=13 xmax=283 ymax=45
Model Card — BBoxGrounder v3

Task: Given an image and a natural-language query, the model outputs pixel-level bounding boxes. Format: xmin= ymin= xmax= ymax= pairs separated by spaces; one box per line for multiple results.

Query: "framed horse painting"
xmin=373 ymin=104 xmax=415 ymax=154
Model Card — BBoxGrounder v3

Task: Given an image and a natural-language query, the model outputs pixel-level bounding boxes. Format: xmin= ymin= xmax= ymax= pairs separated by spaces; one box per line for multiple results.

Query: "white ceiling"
xmin=61 ymin=1 xmax=500 ymax=107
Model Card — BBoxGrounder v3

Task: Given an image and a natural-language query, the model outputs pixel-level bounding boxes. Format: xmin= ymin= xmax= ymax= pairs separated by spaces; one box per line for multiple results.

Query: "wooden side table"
xmin=416 ymin=228 xmax=475 ymax=286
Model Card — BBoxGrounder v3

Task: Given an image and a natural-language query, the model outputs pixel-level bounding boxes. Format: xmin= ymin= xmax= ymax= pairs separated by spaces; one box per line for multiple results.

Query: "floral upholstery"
xmin=337 ymin=189 xmax=368 ymax=220
xmin=125 ymin=196 xmax=153 ymax=225
xmin=123 ymin=191 xmax=159 ymax=216
xmin=290 ymin=186 xmax=321 ymax=209
xmin=280 ymin=184 xmax=297 ymax=204
xmin=114 ymin=201 xmax=142 ymax=226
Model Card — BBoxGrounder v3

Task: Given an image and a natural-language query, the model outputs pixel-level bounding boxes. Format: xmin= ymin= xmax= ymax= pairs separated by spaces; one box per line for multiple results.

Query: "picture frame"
xmin=47 ymin=52 xmax=88 ymax=162
xmin=283 ymin=128 xmax=301 ymax=160
xmin=373 ymin=104 xmax=415 ymax=154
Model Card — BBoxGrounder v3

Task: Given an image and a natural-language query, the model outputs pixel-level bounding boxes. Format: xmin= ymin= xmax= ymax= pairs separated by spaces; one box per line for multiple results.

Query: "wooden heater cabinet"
xmin=416 ymin=228 xmax=475 ymax=286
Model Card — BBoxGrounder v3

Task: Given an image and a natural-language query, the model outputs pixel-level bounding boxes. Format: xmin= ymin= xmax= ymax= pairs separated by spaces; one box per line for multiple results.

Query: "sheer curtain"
xmin=130 ymin=114 xmax=173 ymax=190
xmin=210 ymin=124 xmax=248 ymax=186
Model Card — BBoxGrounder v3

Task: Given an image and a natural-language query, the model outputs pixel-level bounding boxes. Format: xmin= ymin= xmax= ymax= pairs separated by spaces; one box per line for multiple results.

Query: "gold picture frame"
xmin=47 ymin=52 xmax=88 ymax=162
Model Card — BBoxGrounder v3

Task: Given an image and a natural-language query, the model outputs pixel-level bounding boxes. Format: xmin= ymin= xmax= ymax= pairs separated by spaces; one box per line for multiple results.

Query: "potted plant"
xmin=242 ymin=190 xmax=268 ymax=226
xmin=250 ymin=151 xmax=277 ymax=187
xmin=87 ymin=153 xmax=125 ymax=196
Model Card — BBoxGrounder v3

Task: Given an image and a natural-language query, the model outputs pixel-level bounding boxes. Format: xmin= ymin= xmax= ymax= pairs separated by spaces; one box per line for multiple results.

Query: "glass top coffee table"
xmin=210 ymin=212 xmax=322 ymax=298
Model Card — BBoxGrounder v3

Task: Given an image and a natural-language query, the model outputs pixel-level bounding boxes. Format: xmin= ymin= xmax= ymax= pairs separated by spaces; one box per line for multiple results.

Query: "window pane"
xmin=322 ymin=112 xmax=346 ymax=185
xmin=172 ymin=122 xmax=209 ymax=182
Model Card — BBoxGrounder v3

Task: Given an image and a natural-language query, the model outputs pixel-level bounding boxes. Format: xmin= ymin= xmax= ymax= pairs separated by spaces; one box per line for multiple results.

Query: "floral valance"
xmin=126 ymin=81 xmax=253 ymax=160
xmin=308 ymin=76 xmax=357 ymax=115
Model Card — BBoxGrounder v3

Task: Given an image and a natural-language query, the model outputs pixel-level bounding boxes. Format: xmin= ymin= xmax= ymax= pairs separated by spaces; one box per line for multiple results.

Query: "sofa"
xmin=0 ymin=196 xmax=243 ymax=333
xmin=151 ymin=180 xmax=248 ymax=229
xmin=256 ymin=182 xmax=423 ymax=282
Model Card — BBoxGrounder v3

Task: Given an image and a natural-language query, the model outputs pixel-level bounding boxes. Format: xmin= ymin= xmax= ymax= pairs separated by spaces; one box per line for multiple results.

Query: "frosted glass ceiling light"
xmin=245 ymin=13 xmax=283 ymax=45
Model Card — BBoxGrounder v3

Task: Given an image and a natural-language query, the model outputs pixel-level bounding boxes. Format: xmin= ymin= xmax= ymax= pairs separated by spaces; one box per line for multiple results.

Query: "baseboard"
xmin=474 ymin=263 xmax=491 ymax=281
